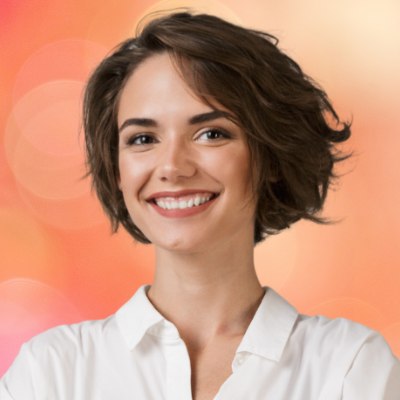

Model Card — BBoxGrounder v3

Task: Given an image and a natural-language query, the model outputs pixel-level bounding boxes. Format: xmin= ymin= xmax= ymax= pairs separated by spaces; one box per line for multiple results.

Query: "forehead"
xmin=118 ymin=54 xmax=202 ymax=113
xmin=117 ymin=53 xmax=241 ymax=127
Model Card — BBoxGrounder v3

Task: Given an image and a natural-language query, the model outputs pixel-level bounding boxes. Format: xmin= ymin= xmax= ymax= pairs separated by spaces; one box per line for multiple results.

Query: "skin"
xmin=117 ymin=53 xmax=264 ymax=397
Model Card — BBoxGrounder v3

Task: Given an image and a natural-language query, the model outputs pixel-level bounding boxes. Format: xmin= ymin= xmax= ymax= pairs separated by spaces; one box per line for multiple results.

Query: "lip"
xmin=146 ymin=189 xmax=219 ymax=218
xmin=146 ymin=189 xmax=218 ymax=201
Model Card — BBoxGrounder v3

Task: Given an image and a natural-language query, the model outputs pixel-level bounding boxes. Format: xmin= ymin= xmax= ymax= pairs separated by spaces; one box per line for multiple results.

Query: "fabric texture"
xmin=1 ymin=285 xmax=399 ymax=399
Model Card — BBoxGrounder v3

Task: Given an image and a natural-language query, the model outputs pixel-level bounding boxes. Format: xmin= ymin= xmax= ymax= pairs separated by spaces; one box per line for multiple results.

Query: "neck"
xmin=147 ymin=236 xmax=264 ymax=349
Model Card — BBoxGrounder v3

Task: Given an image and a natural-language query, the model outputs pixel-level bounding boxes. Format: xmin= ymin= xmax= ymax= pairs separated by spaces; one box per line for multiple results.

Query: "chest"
xmin=40 ymin=339 xmax=344 ymax=400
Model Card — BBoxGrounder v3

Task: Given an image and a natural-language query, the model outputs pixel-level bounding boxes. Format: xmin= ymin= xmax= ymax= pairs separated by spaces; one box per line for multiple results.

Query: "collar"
xmin=236 ymin=287 xmax=298 ymax=362
xmin=116 ymin=285 xmax=298 ymax=362
xmin=116 ymin=285 xmax=180 ymax=349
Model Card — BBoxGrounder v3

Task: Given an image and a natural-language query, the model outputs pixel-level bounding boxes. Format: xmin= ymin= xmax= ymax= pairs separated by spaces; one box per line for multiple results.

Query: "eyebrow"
xmin=118 ymin=110 xmax=233 ymax=133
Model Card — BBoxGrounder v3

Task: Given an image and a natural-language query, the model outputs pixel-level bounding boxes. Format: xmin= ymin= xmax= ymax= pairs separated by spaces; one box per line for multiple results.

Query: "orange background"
xmin=1 ymin=0 xmax=399 ymax=375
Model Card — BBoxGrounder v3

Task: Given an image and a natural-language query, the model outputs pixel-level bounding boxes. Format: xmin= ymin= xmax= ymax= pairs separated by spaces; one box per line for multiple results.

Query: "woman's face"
xmin=117 ymin=53 xmax=256 ymax=253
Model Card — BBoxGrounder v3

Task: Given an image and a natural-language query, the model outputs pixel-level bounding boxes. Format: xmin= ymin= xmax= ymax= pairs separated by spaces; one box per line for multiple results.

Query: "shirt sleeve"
xmin=343 ymin=333 xmax=400 ymax=400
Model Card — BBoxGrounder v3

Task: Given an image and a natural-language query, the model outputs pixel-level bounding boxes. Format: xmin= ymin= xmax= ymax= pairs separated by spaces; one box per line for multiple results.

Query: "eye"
xmin=126 ymin=133 xmax=157 ymax=146
xmin=196 ymin=128 xmax=231 ymax=142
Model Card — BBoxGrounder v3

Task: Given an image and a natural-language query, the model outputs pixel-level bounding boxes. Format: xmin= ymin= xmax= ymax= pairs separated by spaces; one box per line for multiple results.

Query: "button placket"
xmin=164 ymin=338 xmax=192 ymax=400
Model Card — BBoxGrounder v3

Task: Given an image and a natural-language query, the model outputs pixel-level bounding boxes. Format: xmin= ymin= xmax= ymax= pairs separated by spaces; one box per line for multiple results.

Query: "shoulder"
xmin=289 ymin=313 xmax=400 ymax=397
xmin=5 ymin=314 xmax=120 ymax=378
xmin=0 ymin=315 xmax=125 ymax=399
xmin=292 ymin=313 xmax=396 ymax=364
xmin=295 ymin=313 xmax=375 ymax=347
xmin=24 ymin=314 xmax=119 ymax=361
xmin=0 ymin=315 xmax=120 ymax=397
xmin=266 ymin=289 xmax=381 ymax=358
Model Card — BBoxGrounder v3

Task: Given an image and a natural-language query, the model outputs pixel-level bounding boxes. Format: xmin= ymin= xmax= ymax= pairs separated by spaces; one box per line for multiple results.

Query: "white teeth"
xmin=154 ymin=194 xmax=214 ymax=210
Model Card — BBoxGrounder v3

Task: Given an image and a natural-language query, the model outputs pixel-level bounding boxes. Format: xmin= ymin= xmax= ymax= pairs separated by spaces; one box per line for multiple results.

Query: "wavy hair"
xmin=83 ymin=12 xmax=351 ymax=244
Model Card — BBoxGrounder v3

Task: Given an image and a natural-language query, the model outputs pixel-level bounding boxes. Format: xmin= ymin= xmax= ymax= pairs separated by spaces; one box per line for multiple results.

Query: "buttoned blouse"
xmin=1 ymin=285 xmax=399 ymax=399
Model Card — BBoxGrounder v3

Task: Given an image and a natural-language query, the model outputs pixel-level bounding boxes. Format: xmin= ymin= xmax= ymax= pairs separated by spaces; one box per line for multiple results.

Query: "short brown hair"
xmin=83 ymin=11 xmax=351 ymax=244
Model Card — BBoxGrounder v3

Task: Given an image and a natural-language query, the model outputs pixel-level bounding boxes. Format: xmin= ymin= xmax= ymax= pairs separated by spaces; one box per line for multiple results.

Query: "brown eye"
xmin=196 ymin=128 xmax=231 ymax=141
xmin=127 ymin=134 xmax=156 ymax=146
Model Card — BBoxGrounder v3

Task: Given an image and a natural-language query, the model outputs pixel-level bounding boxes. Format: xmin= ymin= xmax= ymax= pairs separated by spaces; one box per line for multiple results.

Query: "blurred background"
xmin=1 ymin=0 xmax=399 ymax=375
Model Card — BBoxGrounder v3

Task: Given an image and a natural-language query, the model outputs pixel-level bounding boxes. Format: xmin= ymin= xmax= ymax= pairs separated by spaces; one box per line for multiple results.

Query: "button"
xmin=236 ymin=354 xmax=245 ymax=365
xmin=233 ymin=353 xmax=247 ymax=370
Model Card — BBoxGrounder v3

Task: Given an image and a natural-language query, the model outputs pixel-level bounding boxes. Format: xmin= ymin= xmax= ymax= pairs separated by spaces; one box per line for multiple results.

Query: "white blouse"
xmin=1 ymin=285 xmax=399 ymax=399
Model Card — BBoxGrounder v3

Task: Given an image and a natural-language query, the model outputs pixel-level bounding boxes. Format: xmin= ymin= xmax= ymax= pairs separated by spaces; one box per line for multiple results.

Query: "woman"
xmin=1 ymin=11 xmax=399 ymax=400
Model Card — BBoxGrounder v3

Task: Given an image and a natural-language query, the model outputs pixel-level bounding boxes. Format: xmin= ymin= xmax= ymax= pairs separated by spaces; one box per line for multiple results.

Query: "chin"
xmin=157 ymin=241 xmax=198 ymax=254
xmin=153 ymin=235 xmax=208 ymax=254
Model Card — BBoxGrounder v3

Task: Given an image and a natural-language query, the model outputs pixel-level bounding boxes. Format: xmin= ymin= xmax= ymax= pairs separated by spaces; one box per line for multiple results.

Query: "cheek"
xmin=228 ymin=148 xmax=255 ymax=209
xmin=221 ymin=147 xmax=252 ymax=185
xmin=118 ymin=155 xmax=148 ymax=196
xmin=236 ymin=147 xmax=252 ymax=185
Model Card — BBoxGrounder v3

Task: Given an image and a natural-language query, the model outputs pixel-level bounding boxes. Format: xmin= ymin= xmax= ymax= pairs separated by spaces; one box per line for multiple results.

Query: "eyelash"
xmin=196 ymin=128 xmax=231 ymax=141
xmin=126 ymin=134 xmax=157 ymax=146
xmin=125 ymin=128 xmax=231 ymax=147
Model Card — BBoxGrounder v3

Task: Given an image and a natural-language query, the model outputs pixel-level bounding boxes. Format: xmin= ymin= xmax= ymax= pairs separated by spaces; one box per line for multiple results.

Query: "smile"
xmin=147 ymin=191 xmax=219 ymax=218
xmin=154 ymin=193 xmax=216 ymax=210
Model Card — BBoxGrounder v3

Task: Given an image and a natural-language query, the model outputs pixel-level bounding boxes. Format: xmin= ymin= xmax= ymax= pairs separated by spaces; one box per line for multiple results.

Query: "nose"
xmin=156 ymin=137 xmax=196 ymax=182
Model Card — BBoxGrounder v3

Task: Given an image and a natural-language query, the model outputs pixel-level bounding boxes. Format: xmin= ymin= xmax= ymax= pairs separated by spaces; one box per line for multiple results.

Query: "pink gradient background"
xmin=1 ymin=0 xmax=399 ymax=375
